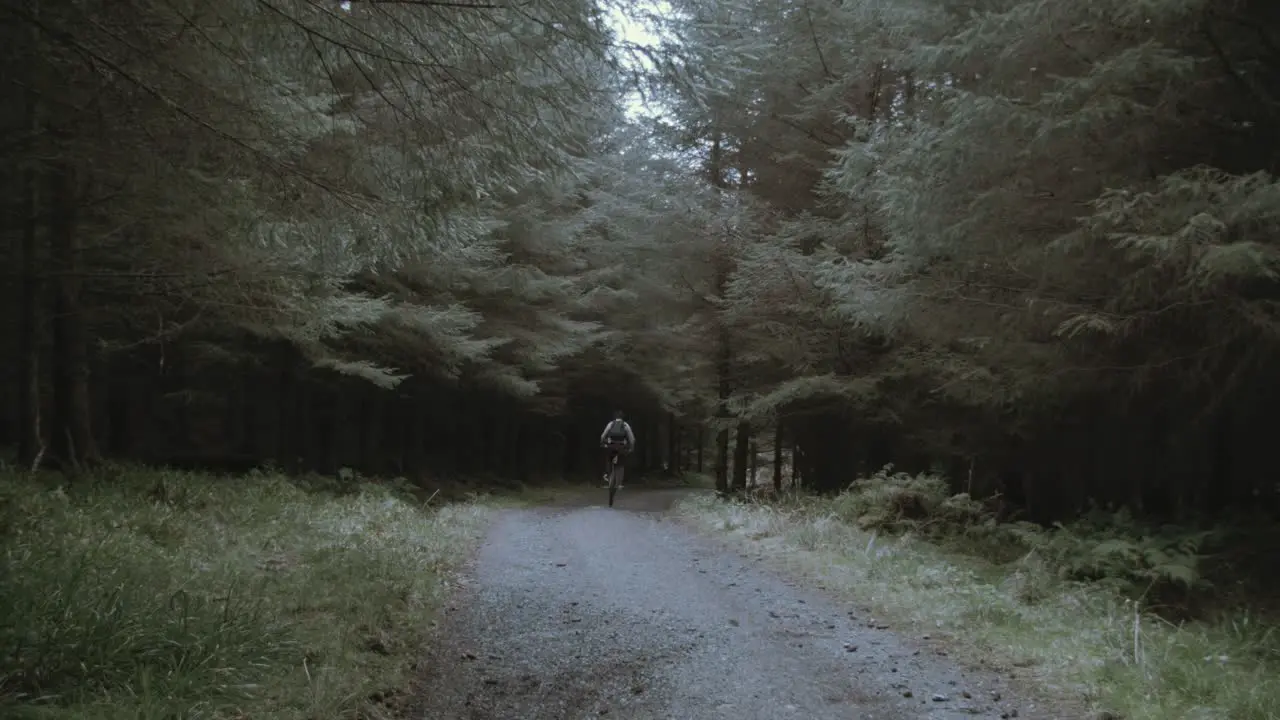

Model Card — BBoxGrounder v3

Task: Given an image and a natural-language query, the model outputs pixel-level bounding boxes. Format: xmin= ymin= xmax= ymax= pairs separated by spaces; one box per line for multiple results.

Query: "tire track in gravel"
xmin=411 ymin=488 xmax=1052 ymax=719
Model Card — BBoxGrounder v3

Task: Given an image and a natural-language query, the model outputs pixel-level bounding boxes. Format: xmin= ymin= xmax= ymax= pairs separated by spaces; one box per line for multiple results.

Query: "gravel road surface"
xmin=412 ymin=488 xmax=1048 ymax=719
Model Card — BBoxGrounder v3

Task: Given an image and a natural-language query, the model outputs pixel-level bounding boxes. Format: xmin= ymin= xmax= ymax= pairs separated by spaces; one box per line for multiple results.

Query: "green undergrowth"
xmin=0 ymin=463 xmax=495 ymax=719
xmin=678 ymin=466 xmax=1280 ymax=720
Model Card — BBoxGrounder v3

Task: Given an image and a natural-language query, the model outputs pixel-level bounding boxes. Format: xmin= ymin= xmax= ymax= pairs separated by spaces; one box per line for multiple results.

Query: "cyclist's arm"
xmin=599 ymin=423 xmax=611 ymax=445
xmin=624 ymin=422 xmax=636 ymax=450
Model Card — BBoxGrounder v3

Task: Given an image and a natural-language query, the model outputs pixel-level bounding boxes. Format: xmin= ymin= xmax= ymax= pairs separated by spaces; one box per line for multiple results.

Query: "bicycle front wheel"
xmin=607 ymin=463 xmax=620 ymax=507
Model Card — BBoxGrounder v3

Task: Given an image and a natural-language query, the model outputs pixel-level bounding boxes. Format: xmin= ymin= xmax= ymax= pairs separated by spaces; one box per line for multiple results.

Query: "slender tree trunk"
xmin=677 ymin=425 xmax=687 ymax=472
xmin=731 ymin=420 xmax=751 ymax=491
xmin=387 ymin=397 xmax=406 ymax=475
xmin=246 ymin=372 xmax=269 ymax=461
xmin=535 ymin=426 xmax=548 ymax=478
xmin=696 ymin=425 xmax=704 ymax=473
xmin=107 ymin=373 xmax=130 ymax=457
xmin=713 ymin=269 xmax=732 ymax=493
xmin=706 ymin=132 xmax=735 ymax=495
xmin=48 ymin=162 xmax=98 ymax=471
xmin=17 ymin=138 xmax=42 ymax=469
xmin=715 ymin=422 xmax=730 ymax=493
xmin=514 ymin=420 xmax=531 ymax=483
xmin=401 ymin=396 xmax=422 ymax=477
xmin=480 ymin=412 xmax=496 ymax=474
xmin=228 ymin=371 xmax=249 ymax=461
xmin=645 ymin=417 xmax=657 ymax=474
xmin=667 ymin=414 xmax=679 ymax=474
xmin=275 ymin=358 xmax=296 ymax=470
xmin=494 ymin=415 xmax=511 ymax=477
xmin=772 ymin=420 xmax=783 ymax=492
xmin=321 ymin=385 xmax=340 ymax=475
xmin=298 ymin=380 xmax=316 ymax=471
xmin=15 ymin=0 xmax=44 ymax=471
xmin=451 ymin=393 xmax=469 ymax=473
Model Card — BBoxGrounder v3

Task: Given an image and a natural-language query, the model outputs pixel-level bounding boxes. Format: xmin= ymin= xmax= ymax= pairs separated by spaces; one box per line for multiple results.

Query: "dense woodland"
xmin=3 ymin=0 xmax=1280 ymax=524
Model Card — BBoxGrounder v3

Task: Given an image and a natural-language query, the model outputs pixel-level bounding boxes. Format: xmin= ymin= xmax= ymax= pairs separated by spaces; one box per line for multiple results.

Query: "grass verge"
xmin=0 ymin=464 xmax=495 ymax=720
xmin=676 ymin=475 xmax=1280 ymax=720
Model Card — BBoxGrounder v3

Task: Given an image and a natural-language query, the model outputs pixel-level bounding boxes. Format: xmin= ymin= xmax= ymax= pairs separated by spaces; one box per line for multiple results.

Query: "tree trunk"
xmin=386 ymin=396 xmax=406 ymax=475
xmin=407 ymin=397 xmax=427 ymax=476
xmin=511 ymin=419 xmax=527 ymax=482
xmin=276 ymin=360 xmax=297 ymax=470
xmin=731 ymin=420 xmax=751 ymax=491
xmin=315 ymin=385 xmax=337 ymax=475
xmin=645 ymin=417 xmax=658 ymax=474
xmin=541 ymin=426 xmax=556 ymax=479
xmin=16 ymin=135 xmax=42 ymax=469
xmin=772 ymin=420 xmax=783 ymax=492
xmin=713 ymin=301 xmax=731 ymax=492
xmin=715 ymin=423 xmax=730 ymax=493
xmin=106 ymin=374 xmax=132 ymax=457
xmin=562 ymin=420 xmax=578 ymax=478
xmin=247 ymin=372 xmax=271 ymax=461
xmin=48 ymin=162 xmax=98 ymax=471
xmin=15 ymin=0 xmax=44 ymax=470
xmin=297 ymin=380 xmax=316 ymax=471
xmin=667 ymin=414 xmax=679 ymax=474
xmin=696 ymin=425 xmax=704 ymax=473
xmin=479 ymin=411 xmax=496 ymax=474
xmin=448 ymin=392 xmax=467 ymax=473
xmin=708 ymin=132 xmax=734 ymax=495
xmin=228 ymin=372 xmax=249 ymax=461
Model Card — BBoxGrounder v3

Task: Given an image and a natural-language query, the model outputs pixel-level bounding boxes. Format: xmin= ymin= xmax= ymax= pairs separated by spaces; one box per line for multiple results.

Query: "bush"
xmin=1008 ymin=511 xmax=1215 ymax=602
xmin=830 ymin=465 xmax=989 ymax=534
xmin=820 ymin=465 xmax=1214 ymax=604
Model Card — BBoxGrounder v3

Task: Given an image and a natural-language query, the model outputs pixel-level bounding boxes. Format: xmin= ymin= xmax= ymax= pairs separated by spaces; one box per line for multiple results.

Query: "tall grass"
xmin=678 ymin=472 xmax=1280 ymax=720
xmin=0 ymin=464 xmax=493 ymax=719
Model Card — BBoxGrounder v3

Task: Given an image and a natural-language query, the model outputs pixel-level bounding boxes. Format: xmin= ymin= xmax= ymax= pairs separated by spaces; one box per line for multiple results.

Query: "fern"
xmin=1017 ymin=515 xmax=1214 ymax=599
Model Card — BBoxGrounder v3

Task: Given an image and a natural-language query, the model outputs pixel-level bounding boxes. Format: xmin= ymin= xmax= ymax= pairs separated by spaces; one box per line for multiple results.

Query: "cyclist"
xmin=599 ymin=410 xmax=635 ymax=486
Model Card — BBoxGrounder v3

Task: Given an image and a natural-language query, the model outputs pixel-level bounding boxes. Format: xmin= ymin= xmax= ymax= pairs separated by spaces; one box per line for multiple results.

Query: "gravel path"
xmin=412 ymin=488 xmax=1048 ymax=719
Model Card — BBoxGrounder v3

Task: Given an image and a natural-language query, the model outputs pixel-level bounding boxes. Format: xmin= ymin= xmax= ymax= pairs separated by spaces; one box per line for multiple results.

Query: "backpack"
xmin=606 ymin=419 xmax=628 ymax=442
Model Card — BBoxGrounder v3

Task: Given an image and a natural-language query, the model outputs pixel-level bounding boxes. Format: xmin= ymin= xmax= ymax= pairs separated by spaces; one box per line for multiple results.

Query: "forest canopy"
xmin=3 ymin=0 xmax=1280 ymax=523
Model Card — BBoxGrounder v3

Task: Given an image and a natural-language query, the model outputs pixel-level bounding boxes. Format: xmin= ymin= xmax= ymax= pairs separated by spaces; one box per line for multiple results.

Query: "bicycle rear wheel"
xmin=607 ymin=460 xmax=620 ymax=507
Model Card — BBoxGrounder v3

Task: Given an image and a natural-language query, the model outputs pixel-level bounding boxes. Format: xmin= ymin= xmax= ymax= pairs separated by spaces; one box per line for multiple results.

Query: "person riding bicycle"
xmin=599 ymin=410 xmax=635 ymax=486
